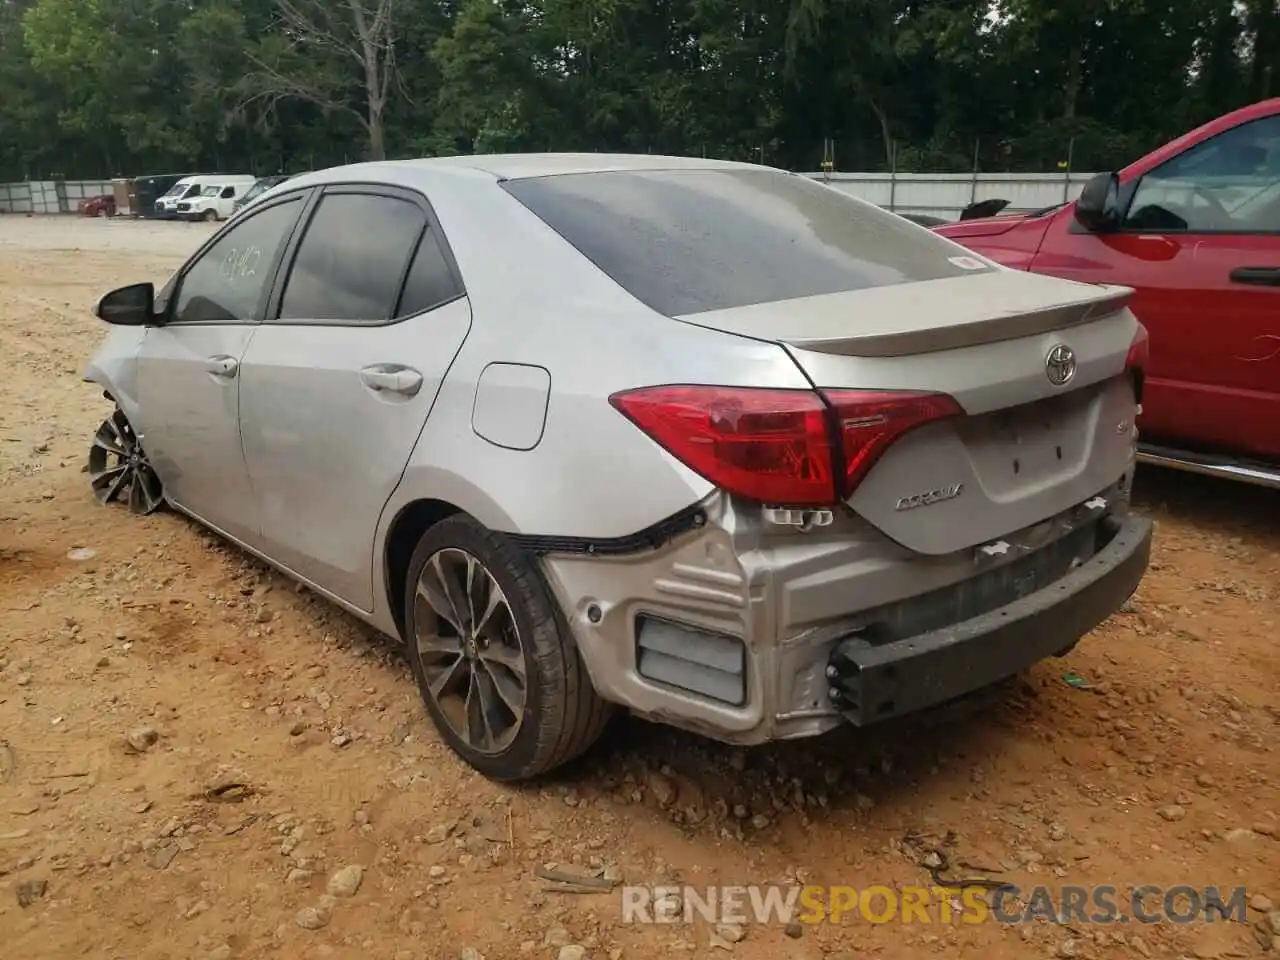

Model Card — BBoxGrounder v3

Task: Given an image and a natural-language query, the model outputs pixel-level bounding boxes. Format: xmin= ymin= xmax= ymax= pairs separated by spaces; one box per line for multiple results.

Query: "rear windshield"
xmin=502 ymin=169 xmax=995 ymax=316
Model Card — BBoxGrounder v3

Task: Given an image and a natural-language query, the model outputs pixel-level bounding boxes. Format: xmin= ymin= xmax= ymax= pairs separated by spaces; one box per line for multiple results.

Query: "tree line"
xmin=1 ymin=0 xmax=1277 ymax=183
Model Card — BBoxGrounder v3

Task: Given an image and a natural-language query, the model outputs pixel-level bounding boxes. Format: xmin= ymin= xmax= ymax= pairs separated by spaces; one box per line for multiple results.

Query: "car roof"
xmin=289 ymin=153 xmax=773 ymax=188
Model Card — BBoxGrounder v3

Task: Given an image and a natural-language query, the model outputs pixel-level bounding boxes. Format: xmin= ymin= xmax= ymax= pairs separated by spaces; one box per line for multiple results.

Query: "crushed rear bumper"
xmin=826 ymin=514 xmax=1152 ymax=725
xmin=539 ymin=489 xmax=1149 ymax=745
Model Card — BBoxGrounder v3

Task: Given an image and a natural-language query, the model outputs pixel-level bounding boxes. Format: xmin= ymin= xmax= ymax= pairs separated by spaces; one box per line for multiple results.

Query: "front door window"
xmin=171 ymin=198 xmax=303 ymax=324
xmin=1124 ymin=116 xmax=1280 ymax=233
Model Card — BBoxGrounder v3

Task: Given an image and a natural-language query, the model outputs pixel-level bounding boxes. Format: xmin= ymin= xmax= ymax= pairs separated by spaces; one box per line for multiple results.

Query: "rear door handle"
xmin=205 ymin=355 xmax=239 ymax=378
xmin=359 ymin=364 xmax=423 ymax=397
xmin=1229 ymin=266 xmax=1280 ymax=286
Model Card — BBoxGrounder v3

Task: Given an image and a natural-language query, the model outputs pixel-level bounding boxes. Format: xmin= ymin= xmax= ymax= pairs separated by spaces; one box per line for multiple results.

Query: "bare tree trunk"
xmin=242 ymin=0 xmax=400 ymax=163
xmin=367 ymin=110 xmax=386 ymax=161
xmin=1249 ymin=0 xmax=1279 ymax=99
xmin=862 ymin=91 xmax=893 ymax=171
xmin=1063 ymin=41 xmax=1082 ymax=119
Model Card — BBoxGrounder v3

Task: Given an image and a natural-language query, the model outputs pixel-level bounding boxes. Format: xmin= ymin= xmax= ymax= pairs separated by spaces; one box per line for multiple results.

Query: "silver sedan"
xmin=85 ymin=155 xmax=1152 ymax=780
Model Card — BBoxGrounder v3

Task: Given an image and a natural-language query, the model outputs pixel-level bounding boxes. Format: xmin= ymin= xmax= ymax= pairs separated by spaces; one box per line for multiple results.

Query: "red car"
xmin=78 ymin=194 xmax=116 ymax=217
xmin=936 ymin=99 xmax=1280 ymax=489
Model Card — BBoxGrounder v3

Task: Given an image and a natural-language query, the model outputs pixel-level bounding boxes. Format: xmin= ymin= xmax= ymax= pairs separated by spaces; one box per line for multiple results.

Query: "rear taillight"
xmin=823 ymin=389 xmax=964 ymax=495
xmin=608 ymin=385 xmax=838 ymax=505
xmin=608 ymin=384 xmax=961 ymax=506
xmin=1125 ymin=323 xmax=1149 ymax=404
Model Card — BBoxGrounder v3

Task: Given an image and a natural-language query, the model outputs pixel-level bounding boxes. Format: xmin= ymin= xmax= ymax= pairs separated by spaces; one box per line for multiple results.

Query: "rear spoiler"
xmin=960 ymin=198 xmax=1010 ymax=220
xmin=783 ymin=285 xmax=1134 ymax=359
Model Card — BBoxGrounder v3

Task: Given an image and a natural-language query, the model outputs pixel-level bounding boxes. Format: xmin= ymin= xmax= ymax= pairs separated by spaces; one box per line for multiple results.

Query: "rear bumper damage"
xmin=537 ymin=484 xmax=1149 ymax=746
xmin=826 ymin=514 xmax=1152 ymax=725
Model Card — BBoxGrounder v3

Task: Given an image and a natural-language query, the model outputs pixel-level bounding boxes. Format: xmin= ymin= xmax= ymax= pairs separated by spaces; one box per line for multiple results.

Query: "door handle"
xmin=359 ymin=364 xmax=423 ymax=397
xmin=205 ymin=355 xmax=239 ymax=377
xmin=1229 ymin=266 xmax=1280 ymax=286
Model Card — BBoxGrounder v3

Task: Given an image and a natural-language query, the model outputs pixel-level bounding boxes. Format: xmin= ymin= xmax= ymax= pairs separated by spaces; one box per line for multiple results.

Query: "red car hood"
xmin=933 ymin=213 xmax=1033 ymax=239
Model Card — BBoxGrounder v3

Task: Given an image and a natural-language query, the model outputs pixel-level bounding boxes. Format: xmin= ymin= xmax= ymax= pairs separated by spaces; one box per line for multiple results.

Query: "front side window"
xmin=1124 ymin=115 xmax=1280 ymax=233
xmin=220 ymin=186 xmax=235 ymax=199
xmin=502 ymin=168 xmax=997 ymax=317
xmin=171 ymin=198 xmax=302 ymax=324
xmin=277 ymin=192 xmax=426 ymax=323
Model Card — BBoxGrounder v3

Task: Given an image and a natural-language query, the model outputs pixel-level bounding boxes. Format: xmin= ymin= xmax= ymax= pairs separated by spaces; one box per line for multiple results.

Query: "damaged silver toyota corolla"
xmin=82 ymin=155 xmax=1152 ymax=780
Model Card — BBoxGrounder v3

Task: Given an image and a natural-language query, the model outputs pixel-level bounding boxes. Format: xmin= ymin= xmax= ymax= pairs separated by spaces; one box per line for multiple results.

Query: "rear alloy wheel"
xmin=404 ymin=516 xmax=611 ymax=781
xmin=88 ymin=408 xmax=164 ymax=515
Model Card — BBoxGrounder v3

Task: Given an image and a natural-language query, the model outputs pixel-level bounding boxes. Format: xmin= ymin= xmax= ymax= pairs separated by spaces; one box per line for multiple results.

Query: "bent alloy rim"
xmin=88 ymin=411 xmax=164 ymax=515
xmin=414 ymin=547 xmax=528 ymax=755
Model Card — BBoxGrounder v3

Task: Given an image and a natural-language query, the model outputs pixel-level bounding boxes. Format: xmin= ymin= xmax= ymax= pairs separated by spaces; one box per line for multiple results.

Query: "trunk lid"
xmin=678 ymin=271 xmax=1141 ymax=556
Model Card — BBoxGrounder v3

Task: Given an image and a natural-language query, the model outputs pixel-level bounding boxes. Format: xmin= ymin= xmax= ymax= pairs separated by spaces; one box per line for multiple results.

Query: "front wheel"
xmin=403 ymin=515 xmax=611 ymax=781
xmin=88 ymin=407 xmax=164 ymax=515
xmin=202 ymin=209 xmax=218 ymax=222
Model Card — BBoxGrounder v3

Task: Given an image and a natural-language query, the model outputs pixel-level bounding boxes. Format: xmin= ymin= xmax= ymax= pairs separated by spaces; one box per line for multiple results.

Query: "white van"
xmin=175 ymin=176 xmax=258 ymax=221
xmin=154 ymin=174 xmax=253 ymax=218
xmin=154 ymin=175 xmax=205 ymax=215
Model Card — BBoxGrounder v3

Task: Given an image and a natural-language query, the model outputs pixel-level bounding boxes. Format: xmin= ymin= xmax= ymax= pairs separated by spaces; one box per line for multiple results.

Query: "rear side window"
xmin=396 ymin=230 xmax=464 ymax=316
xmin=502 ymin=169 xmax=995 ymax=316
xmin=278 ymin=192 xmax=426 ymax=323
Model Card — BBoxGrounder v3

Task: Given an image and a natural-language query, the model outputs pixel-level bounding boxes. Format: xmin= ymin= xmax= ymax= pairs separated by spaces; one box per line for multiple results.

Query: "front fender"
xmin=82 ymin=325 xmax=146 ymax=424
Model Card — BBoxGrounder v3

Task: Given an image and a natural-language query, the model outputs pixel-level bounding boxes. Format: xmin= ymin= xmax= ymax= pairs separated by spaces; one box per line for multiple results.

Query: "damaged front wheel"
xmin=88 ymin=407 xmax=164 ymax=515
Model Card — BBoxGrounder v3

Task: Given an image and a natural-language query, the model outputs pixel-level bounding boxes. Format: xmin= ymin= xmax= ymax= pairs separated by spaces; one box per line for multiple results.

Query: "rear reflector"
xmin=609 ymin=384 xmax=961 ymax=506
xmin=822 ymin=389 xmax=964 ymax=495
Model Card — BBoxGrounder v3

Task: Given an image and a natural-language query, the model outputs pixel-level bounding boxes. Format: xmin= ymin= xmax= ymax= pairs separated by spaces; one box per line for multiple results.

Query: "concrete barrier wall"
xmin=0 ymin=181 xmax=33 ymax=213
xmin=0 ymin=179 xmax=112 ymax=213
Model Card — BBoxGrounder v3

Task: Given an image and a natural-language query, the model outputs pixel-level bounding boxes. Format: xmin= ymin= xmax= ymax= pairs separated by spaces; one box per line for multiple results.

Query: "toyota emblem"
xmin=1045 ymin=344 xmax=1077 ymax=386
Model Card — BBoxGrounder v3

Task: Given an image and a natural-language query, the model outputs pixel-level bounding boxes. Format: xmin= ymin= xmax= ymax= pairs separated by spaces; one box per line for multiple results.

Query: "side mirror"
xmin=1074 ymin=172 xmax=1122 ymax=232
xmin=96 ymin=282 xmax=156 ymax=326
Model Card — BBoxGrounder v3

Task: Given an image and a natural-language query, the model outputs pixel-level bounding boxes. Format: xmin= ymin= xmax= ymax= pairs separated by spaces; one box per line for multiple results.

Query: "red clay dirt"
xmin=1 ymin=216 xmax=1277 ymax=960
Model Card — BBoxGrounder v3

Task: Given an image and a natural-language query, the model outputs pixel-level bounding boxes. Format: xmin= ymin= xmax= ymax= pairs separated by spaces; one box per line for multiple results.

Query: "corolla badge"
xmin=895 ymin=482 xmax=963 ymax=512
xmin=1045 ymin=344 xmax=1077 ymax=386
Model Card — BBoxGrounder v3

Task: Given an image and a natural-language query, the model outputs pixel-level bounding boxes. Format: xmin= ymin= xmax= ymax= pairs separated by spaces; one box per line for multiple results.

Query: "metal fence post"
xmin=1063 ymin=136 xmax=1075 ymax=203
xmin=888 ymin=140 xmax=897 ymax=212
xmin=970 ymin=138 xmax=980 ymax=206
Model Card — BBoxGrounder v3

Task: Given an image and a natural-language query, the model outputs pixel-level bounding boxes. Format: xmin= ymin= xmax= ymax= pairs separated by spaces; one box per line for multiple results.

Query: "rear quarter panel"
xmin=373 ymin=171 xmax=812 ymax=543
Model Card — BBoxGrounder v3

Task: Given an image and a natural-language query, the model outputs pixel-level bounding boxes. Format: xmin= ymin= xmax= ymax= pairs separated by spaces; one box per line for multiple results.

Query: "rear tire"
xmin=403 ymin=515 xmax=612 ymax=781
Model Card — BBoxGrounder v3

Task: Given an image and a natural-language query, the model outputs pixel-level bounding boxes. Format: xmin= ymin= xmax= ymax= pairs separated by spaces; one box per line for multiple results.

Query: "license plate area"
xmin=953 ymin=388 xmax=1096 ymax=491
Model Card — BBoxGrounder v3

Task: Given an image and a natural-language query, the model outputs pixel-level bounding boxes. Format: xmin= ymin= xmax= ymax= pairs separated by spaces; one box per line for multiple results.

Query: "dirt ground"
xmin=1 ymin=214 xmax=1278 ymax=960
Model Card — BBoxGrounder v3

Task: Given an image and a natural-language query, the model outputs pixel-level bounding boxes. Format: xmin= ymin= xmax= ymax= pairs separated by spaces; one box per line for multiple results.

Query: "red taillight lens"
xmin=822 ymin=389 xmax=964 ymax=496
xmin=609 ymin=384 xmax=964 ymax=506
xmin=1125 ymin=323 xmax=1149 ymax=404
xmin=608 ymin=385 xmax=839 ymax=505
